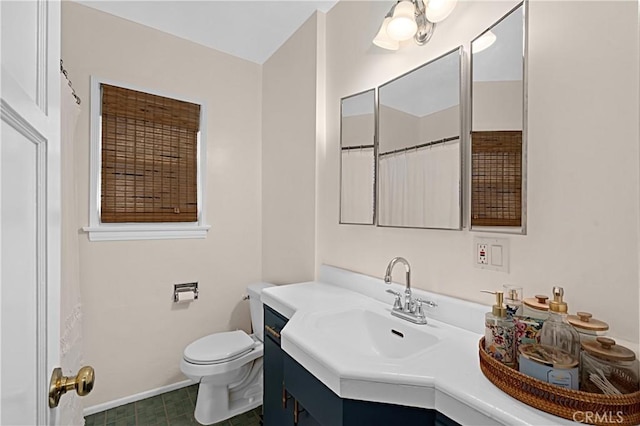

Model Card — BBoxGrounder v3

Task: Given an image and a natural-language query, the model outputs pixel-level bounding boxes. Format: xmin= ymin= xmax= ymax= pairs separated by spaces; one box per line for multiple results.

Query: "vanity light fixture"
xmin=373 ymin=0 xmax=457 ymax=50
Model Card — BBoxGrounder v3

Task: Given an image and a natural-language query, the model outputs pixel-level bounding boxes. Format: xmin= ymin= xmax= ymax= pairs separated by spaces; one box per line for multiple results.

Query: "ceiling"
xmin=76 ymin=0 xmax=339 ymax=64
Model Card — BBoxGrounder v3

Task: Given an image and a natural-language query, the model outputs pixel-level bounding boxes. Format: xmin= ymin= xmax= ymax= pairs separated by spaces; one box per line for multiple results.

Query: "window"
xmin=84 ymin=78 xmax=209 ymax=241
xmin=471 ymin=131 xmax=522 ymax=227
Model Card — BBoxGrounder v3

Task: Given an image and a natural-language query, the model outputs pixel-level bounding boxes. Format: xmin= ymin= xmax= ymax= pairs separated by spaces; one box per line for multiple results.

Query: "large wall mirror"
xmin=471 ymin=2 xmax=526 ymax=232
xmin=340 ymin=89 xmax=376 ymax=225
xmin=377 ymin=47 xmax=463 ymax=229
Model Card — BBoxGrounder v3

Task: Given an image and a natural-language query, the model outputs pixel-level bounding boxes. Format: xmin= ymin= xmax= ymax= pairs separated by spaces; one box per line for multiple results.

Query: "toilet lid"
xmin=184 ymin=330 xmax=255 ymax=364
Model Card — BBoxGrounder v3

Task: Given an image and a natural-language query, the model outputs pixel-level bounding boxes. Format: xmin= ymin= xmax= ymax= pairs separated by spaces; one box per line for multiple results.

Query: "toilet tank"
xmin=247 ymin=282 xmax=274 ymax=342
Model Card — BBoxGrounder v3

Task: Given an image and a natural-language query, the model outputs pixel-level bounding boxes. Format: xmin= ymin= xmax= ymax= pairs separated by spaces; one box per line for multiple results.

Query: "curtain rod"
xmin=341 ymin=144 xmax=375 ymax=151
xmin=60 ymin=59 xmax=81 ymax=105
xmin=379 ymin=135 xmax=459 ymax=157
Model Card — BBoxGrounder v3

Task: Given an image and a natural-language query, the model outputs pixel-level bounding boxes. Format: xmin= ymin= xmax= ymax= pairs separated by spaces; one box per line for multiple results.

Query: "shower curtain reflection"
xmin=379 ymin=140 xmax=460 ymax=228
xmin=340 ymin=147 xmax=375 ymax=224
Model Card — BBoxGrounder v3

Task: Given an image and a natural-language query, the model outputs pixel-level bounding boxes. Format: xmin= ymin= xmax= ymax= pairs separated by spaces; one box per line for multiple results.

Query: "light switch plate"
xmin=473 ymin=237 xmax=509 ymax=272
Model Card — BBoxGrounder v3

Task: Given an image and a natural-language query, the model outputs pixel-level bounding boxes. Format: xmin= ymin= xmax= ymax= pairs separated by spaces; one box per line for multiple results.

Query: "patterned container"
xmin=484 ymin=291 xmax=516 ymax=368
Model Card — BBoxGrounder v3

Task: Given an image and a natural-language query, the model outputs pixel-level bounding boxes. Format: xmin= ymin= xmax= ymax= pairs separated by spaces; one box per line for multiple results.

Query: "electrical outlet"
xmin=477 ymin=244 xmax=488 ymax=264
xmin=474 ymin=237 xmax=510 ymax=272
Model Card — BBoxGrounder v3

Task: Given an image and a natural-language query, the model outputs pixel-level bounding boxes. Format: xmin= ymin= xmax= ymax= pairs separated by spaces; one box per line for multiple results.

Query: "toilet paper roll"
xmin=176 ymin=290 xmax=195 ymax=303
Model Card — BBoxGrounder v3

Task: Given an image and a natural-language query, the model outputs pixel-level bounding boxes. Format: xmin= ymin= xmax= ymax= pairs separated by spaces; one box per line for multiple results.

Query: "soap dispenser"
xmin=539 ymin=286 xmax=581 ymax=362
xmin=483 ymin=291 xmax=516 ymax=368
xmin=503 ymin=284 xmax=523 ymax=318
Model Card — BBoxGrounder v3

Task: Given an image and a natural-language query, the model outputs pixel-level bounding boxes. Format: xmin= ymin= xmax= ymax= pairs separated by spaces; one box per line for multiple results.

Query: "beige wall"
xmin=262 ymin=14 xmax=318 ymax=284
xmin=62 ymin=3 xmax=263 ymax=406
xmin=341 ymin=113 xmax=374 ymax=147
xmin=320 ymin=0 xmax=640 ymax=342
xmin=379 ymin=105 xmax=420 ymax=151
xmin=418 ymin=106 xmax=460 ymax=143
xmin=379 ymin=105 xmax=460 ymax=152
xmin=473 ymin=80 xmax=523 ymax=130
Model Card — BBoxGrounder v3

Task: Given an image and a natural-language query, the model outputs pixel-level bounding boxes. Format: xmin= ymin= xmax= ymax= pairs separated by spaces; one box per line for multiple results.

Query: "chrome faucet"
xmin=384 ymin=257 xmax=412 ymax=310
xmin=384 ymin=257 xmax=436 ymax=325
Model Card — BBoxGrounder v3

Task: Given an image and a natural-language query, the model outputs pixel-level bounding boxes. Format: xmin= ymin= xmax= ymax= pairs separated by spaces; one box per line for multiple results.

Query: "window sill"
xmin=82 ymin=224 xmax=211 ymax=242
xmin=470 ymin=225 xmax=525 ymax=235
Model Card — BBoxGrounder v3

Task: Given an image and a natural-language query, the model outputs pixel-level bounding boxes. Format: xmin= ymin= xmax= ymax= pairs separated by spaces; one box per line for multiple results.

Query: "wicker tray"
xmin=479 ymin=338 xmax=640 ymax=425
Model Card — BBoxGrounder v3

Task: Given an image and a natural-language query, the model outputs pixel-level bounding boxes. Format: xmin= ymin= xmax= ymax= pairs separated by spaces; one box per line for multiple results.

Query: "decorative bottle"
xmin=503 ymin=284 xmax=523 ymax=318
xmin=483 ymin=291 xmax=516 ymax=368
xmin=539 ymin=286 xmax=581 ymax=361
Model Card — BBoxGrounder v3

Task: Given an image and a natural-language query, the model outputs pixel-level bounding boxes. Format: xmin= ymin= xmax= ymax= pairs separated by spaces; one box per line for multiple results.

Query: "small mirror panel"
xmin=377 ymin=47 xmax=463 ymax=229
xmin=340 ymin=89 xmax=376 ymax=225
xmin=471 ymin=2 xmax=526 ymax=232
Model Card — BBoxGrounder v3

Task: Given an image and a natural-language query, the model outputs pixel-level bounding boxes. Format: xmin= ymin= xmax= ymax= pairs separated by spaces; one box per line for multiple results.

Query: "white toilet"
xmin=180 ymin=282 xmax=274 ymax=425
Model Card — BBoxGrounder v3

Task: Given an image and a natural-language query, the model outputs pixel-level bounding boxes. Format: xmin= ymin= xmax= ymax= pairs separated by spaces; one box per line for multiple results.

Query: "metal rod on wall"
xmin=341 ymin=144 xmax=375 ymax=151
xmin=379 ymin=136 xmax=459 ymax=157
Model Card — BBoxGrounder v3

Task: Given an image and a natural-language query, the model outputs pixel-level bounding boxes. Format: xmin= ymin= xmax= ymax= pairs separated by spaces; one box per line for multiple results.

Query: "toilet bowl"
xmin=180 ymin=282 xmax=273 ymax=425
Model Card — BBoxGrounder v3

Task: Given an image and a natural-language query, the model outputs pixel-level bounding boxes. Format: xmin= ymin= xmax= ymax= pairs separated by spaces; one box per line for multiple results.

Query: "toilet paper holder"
xmin=173 ymin=282 xmax=199 ymax=302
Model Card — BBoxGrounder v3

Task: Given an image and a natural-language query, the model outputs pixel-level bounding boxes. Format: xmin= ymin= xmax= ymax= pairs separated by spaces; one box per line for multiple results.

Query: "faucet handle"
xmin=386 ymin=289 xmax=403 ymax=310
xmin=421 ymin=299 xmax=438 ymax=308
xmin=413 ymin=298 xmax=425 ymax=319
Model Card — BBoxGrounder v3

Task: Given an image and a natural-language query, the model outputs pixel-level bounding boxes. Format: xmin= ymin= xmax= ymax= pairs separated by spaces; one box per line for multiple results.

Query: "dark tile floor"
xmin=84 ymin=384 xmax=262 ymax=426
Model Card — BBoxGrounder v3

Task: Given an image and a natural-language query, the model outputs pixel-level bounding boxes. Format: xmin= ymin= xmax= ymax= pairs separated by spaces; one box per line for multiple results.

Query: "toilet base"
xmin=193 ymin=359 xmax=264 ymax=425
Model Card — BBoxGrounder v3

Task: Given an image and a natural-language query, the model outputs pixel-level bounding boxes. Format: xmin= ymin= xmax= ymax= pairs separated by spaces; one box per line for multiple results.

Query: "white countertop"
xmin=261 ymin=265 xmax=578 ymax=426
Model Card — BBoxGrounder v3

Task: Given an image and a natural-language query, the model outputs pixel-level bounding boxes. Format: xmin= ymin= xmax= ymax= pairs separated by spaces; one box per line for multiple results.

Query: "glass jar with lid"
xmin=581 ymin=337 xmax=639 ymax=394
xmin=567 ymin=311 xmax=609 ymax=342
xmin=523 ymin=294 xmax=549 ymax=320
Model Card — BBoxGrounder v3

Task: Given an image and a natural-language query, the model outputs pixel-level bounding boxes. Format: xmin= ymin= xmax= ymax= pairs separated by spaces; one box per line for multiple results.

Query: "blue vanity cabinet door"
xmin=343 ymin=399 xmax=435 ymax=425
xmin=295 ymin=401 xmax=322 ymax=426
xmin=265 ymin=303 xmax=459 ymax=426
xmin=263 ymin=306 xmax=294 ymax=426
xmin=284 ymin=351 xmax=342 ymax=425
xmin=284 ymin=351 xmax=436 ymax=426
xmin=435 ymin=412 xmax=460 ymax=426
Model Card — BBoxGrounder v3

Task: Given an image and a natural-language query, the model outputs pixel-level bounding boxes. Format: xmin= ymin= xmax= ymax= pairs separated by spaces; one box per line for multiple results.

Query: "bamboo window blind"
xmin=100 ymin=84 xmax=200 ymax=223
xmin=471 ymin=131 xmax=522 ymax=227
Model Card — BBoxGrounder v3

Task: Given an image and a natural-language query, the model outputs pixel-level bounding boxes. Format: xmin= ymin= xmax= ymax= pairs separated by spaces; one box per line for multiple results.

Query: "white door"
xmin=1 ymin=0 xmax=62 ymax=424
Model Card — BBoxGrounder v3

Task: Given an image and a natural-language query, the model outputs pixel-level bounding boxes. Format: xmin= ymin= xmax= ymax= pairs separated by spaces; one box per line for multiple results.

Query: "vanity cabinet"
xmin=264 ymin=305 xmax=459 ymax=426
xmin=284 ymin=350 xmax=434 ymax=425
xmin=263 ymin=306 xmax=293 ymax=426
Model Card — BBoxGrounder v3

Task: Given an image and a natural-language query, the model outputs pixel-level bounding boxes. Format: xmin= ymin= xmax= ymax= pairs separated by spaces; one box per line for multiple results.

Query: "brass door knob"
xmin=49 ymin=366 xmax=95 ymax=408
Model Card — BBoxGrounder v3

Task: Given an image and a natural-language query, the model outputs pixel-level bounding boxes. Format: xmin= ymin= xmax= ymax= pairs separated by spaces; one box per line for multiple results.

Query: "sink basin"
xmin=313 ymin=308 xmax=439 ymax=359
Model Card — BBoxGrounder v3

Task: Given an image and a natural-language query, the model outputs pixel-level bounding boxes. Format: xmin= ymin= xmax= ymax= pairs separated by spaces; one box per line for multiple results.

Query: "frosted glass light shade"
xmin=373 ymin=17 xmax=400 ymax=50
xmin=387 ymin=1 xmax=417 ymax=41
xmin=425 ymin=0 xmax=457 ymax=23
xmin=472 ymin=30 xmax=496 ymax=53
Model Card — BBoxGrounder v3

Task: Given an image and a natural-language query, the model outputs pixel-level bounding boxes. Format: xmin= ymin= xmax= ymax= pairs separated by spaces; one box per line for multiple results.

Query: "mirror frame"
xmin=469 ymin=1 xmax=528 ymax=234
xmin=376 ymin=46 xmax=465 ymax=230
xmin=339 ymin=88 xmax=377 ymax=225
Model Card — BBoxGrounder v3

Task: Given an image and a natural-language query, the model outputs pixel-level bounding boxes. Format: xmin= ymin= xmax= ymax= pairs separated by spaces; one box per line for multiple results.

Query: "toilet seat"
xmin=184 ymin=330 xmax=256 ymax=365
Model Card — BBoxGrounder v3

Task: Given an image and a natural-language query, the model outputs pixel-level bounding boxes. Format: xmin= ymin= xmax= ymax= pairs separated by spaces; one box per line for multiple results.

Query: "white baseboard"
xmin=83 ymin=379 xmax=195 ymax=416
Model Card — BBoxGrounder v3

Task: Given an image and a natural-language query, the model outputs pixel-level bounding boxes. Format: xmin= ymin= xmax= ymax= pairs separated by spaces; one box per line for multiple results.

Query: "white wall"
xmin=262 ymin=14 xmax=318 ymax=284
xmin=320 ymin=0 xmax=640 ymax=343
xmin=62 ymin=3 xmax=263 ymax=406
